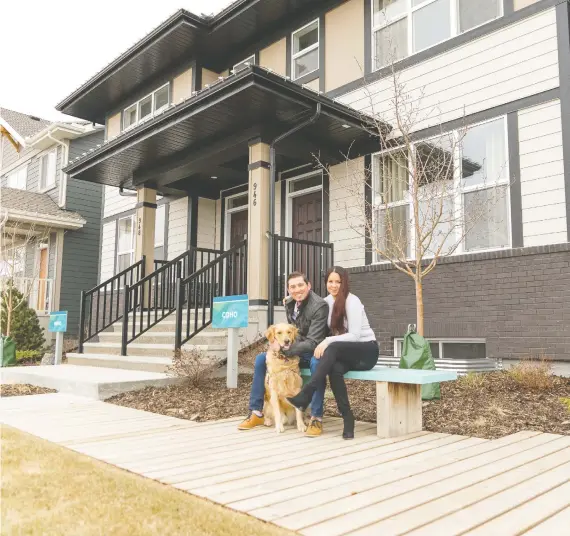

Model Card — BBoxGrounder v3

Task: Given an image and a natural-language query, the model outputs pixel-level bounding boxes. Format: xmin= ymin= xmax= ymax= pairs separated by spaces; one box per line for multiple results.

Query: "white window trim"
xmin=394 ymin=337 xmax=486 ymax=359
xmin=285 ymin=170 xmax=323 ymax=238
xmin=371 ymin=115 xmax=510 ymax=264
xmin=371 ymin=0 xmax=503 ymax=71
xmin=38 ymin=148 xmax=58 ymax=193
xmin=7 ymin=164 xmax=28 ymax=190
xmin=291 ymin=19 xmax=320 ymax=80
xmin=122 ymin=82 xmax=170 ymax=132
xmin=224 ymin=192 xmax=248 ymax=250
xmin=116 ymin=215 xmax=135 ymax=273
xmin=233 ymin=55 xmax=255 ymax=73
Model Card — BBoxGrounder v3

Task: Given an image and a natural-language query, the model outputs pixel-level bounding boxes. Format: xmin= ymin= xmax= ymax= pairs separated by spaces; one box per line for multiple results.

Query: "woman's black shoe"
xmin=286 ymin=391 xmax=311 ymax=411
xmin=342 ymin=412 xmax=355 ymax=440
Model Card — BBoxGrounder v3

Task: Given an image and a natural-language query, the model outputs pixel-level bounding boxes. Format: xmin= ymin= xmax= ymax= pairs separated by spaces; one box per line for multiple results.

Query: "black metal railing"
xmin=78 ymin=258 xmax=145 ymax=353
xmin=154 ymin=246 xmax=222 ymax=277
xmin=272 ymin=235 xmax=334 ymax=304
xmin=175 ymin=240 xmax=247 ymax=350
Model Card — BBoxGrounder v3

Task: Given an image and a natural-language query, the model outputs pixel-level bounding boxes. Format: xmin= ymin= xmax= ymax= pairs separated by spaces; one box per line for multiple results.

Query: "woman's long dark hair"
xmin=326 ymin=266 xmax=350 ymax=335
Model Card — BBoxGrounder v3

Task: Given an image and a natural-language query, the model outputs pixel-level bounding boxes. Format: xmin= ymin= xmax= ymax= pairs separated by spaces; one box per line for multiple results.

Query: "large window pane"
xmin=442 ymin=342 xmax=486 ymax=359
xmin=464 ymin=185 xmax=509 ymax=251
xmin=415 ymin=136 xmax=455 ymax=189
xmin=374 ymin=18 xmax=407 ymax=68
xmin=413 ymin=0 xmax=450 ymax=52
xmin=462 ymin=118 xmax=506 ymax=188
xmin=117 ymin=254 xmax=132 ymax=273
xmin=118 ymin=217 xmax=133 ymax=252
xmin=123 ymin=105 xmax=137 ymax=129
xmin=293 ymin=21 xmax=318 ymax=54
xmin=418 ymin=196 xmax=456 ymax=256
xmin=294 ymin=48 xmax=319 ymax=78
xmin=139 ymin=95 xmax=152 ymax=120
xmin=154 ymin=86 xmax=169 ymax=111
xmin=373 ymin=0 xmax=407 ymax=27
xmin=459 ymin=0 xmax=500 ymax=33
xmin=377 ymin=204 xmax=409 ymax=258
xmin=376 ymin=151 xmax=408 ymax=203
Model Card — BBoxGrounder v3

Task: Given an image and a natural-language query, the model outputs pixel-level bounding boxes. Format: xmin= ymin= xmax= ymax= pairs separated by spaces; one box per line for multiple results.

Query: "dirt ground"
xmin=0 ymin=384 xmax=57 ymax=397
xmin=107 ymin=371 xmax=570 ymax=439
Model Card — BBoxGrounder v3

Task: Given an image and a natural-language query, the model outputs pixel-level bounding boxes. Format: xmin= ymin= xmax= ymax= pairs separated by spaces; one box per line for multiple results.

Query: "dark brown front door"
xmin=227 ymin=210 xmax=248 ymax=295
xmin=291 ymin=191 xmax=323 ymax=289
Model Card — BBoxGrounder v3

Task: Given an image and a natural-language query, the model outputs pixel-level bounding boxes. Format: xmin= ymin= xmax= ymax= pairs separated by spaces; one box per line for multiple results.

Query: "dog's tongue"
xmin=282 ymin=344 xmax=291 ymax=350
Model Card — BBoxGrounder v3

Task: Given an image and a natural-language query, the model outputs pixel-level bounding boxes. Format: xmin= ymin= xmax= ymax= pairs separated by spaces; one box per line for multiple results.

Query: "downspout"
xmin=119 ymin=187 xmax=137 ymax=197
xmin=268 ymin=103 xmax=321 ymax=326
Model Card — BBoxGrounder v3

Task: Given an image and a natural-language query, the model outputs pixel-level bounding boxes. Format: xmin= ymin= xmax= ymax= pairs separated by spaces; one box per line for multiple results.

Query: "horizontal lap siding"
xmin=518 ymin=99 xmax=568 ymax=246
xmin=197 ymin=197 xmax=218 ymax=250
xmin=103 ymin=185 xmax=136 ymax=218
xmin=339 ymin=9 xmax=559 ymax=132
xmin=167 ymin=197 xmax=188 ymax=259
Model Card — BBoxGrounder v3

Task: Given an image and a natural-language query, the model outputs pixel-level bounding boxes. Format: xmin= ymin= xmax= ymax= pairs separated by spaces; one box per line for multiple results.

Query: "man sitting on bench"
xmin=237 ymin=272 xmax=329 ymax=437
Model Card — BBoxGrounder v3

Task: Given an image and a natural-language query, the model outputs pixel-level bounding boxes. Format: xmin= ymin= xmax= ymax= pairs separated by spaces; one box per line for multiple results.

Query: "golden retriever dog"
xmin=263 ymin=323 xmax=307 ymax=434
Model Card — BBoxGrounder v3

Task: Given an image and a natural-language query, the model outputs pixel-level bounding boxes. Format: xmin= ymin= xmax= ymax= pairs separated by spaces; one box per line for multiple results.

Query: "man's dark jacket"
xmin=281 ymin=290 xmax=328 ymax=358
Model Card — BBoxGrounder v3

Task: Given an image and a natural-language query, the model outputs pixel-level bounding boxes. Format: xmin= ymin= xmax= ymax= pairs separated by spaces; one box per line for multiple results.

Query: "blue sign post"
xmin=213 ymin=295 xmax=248 ymax=388
xmin=48 ymin=311 xmax=68 ymax=365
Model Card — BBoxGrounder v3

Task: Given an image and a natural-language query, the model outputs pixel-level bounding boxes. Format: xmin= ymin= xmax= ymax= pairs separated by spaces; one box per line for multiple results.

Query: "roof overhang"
xmin=0 ymin=119 xmax=25 ymax=151
xmin=55 ymin=0 xmax=345 ymax=123
xmin=26 ymin=123 xmax=103 ymax=151
xmin=63 ymin=67 xmax=384 ymax=197
xmin=1 ymin=209 xmax=86 ymax=230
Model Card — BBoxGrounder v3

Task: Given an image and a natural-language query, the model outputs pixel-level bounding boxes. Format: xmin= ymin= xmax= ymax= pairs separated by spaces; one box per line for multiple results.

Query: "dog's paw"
xmin=297 ymin=422 xmax=307 ymax=433
xmin=264 ymin=418 xmax=273 ymax=427
xmin=276 ymin=423 xmax=285 ymax=433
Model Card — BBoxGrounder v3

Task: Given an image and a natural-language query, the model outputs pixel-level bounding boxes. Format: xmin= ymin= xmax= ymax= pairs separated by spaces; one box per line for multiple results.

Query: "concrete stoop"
xmin=0 ymin=365 xmax=184 ymax=400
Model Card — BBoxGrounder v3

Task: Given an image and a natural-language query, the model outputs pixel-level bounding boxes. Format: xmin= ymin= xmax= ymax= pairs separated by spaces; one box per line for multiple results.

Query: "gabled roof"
xmin=0 ymin=108 xmax=52 ymax=140
xmin=0 ymin=187 xmax=85 ymax=229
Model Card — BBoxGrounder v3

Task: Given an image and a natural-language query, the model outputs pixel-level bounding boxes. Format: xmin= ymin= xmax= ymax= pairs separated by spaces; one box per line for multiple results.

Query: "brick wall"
xmin=348 ymin=244 xmax=570 ymax=361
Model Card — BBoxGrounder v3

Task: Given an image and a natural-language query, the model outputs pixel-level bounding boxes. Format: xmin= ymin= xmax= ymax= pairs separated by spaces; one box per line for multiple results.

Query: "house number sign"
xmin=253 ymin=182 xmax=257 ymax=206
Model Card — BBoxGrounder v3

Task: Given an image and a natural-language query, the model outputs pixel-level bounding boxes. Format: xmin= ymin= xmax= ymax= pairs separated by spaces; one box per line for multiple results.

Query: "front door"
xmin=291 ymin=191 xmax=323 ymax=289
xmin=227 ymin=209 xmax=248 ymax=295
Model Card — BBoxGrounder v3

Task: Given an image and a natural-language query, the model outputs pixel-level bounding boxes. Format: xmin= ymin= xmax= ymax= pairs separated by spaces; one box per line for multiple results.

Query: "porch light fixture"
xmin=211 ymin=176 xmax=217 ymax=179
xmin=342 ymin=124 xmax=350 ymax=129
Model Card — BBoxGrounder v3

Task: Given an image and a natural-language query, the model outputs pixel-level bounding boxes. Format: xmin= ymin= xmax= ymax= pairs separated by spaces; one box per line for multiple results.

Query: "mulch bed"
xmin=106 ymin=371 xmax=570 ymax=439
xmin=1 ymin=384 xmax=57 ymax=397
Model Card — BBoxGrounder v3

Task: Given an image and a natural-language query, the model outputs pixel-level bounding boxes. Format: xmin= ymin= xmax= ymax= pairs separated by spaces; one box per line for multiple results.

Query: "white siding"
xmin=328 ymin=157 xmax=366 ymax=268
xmin=340 ymin=8 xmax=559 ymax=133
xmin=167 ymin=197 xmax=188 ymax=259
xmin=99 ymin=221 xmax=116 ymax=283
xmin=518 ymin=99 xmax=568 ymax=246
xmin=103 ymin=186 xmax=136 ymax=218
xmin=197 ymin=197 xmax=219 ymax=249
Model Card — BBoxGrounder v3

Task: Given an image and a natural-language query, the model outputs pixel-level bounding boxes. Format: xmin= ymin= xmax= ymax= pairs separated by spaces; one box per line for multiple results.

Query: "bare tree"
xmin=0 ymin=219 xmax=52 ymax=336
xmin=317 ymin=34 xmax=511 ymax=336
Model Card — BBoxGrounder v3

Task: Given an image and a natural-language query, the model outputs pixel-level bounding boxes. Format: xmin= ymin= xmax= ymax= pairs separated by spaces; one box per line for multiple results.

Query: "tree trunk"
xmin=415 ymin=277 xmax=425 ymax=336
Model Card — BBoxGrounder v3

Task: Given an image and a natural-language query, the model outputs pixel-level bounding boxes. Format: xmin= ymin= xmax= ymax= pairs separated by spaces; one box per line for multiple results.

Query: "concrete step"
xmin=108 ymin=315 xmax=259 ymax=333
xmin=67 ymin=353 xmax=173 ymax=374
xmin=98 ymin=330 xmax=228 ymax=346
xmin=83 ymin=341 xmax=226 ymax=358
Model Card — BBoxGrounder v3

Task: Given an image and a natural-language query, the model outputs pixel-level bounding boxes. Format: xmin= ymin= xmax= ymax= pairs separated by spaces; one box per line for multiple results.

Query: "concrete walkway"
xmin=1 ymin=393 xmax=569 ymax=535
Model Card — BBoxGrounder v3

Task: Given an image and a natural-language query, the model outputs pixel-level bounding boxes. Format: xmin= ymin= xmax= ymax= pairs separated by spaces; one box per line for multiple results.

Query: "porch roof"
xmin=63 ymin=66 xmax=384 ymax=198
xmin=0 ymin=188 xmax=86 ymax=230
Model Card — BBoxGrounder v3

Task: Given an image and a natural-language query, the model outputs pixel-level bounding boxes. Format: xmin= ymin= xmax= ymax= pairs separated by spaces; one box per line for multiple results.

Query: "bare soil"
xmin=106 ymin=371 xmax=570 ymax=439
xmin=0 ymin=384 xmax=57 ymax=397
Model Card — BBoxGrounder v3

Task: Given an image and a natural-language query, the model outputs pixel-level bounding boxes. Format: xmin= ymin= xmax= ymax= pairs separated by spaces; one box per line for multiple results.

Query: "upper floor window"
xmin=372 ymin=116 xmax=510 ymax=262
xmin=7 ymin=166 xmax=27 ymax=190
xmin=292 ymin=19 xmax=319 ymax=80
xmin=39 ymin=150 xmax=57 ymax=191
xmin=233 ymin=55 xmax=255 ymax=73
xmin=372 ymin=0 xmax=502 ymax=70
xmin=123 ymin=83 xmax=170 ymax=131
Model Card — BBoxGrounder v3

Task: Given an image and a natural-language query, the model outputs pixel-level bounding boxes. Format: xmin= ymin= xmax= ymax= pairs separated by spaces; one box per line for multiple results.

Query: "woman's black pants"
xmin=304 ymin=340 xmax=379 ymax=417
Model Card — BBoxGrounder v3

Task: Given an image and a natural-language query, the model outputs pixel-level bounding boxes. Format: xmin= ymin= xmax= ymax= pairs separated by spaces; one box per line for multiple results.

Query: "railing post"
xmin=78 ymin=290 xmax=86 ymax=353
xmin=174 ymin=278 xmax=183 ymax=351
xmin=121 ymin=285 xmax=130 ymax=356
xmin=141 ymin=255 xmax=146 ymax=280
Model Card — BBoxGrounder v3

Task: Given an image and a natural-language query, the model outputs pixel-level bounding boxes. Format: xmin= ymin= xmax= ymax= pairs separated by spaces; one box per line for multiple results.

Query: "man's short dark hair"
xmin=287 ymin=272 xmax=309 ymax=285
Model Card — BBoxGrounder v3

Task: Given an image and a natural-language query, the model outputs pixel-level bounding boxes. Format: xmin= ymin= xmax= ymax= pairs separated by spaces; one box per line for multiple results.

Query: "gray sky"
xmin=1 ymin=0 xmax=234 ymax=122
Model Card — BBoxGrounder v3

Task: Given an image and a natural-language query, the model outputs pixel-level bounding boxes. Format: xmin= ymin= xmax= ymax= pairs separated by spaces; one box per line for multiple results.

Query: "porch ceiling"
xmin=63 ymin=67 xmax=384 ymax=198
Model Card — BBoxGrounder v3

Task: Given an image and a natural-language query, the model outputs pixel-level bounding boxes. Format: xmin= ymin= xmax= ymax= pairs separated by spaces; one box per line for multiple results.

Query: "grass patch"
xmin=562 ymin=398 xmax=570 ymax=412
xmin=1 ymin=426 xmax=293 ymax=536
xmin=506 ymin=355 xmax=553 ymax=391
xmin=457 ymin=372 xmax=486 ymax=391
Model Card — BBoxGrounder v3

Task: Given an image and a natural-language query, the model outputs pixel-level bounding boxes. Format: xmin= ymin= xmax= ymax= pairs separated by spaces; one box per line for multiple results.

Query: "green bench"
xmin=300 ymin=365 xmax=457 ymax=438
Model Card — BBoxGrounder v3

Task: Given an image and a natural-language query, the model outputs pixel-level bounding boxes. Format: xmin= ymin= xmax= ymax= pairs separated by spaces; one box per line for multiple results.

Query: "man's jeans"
xmin=249 ymin=352 xmax=325 ymax=418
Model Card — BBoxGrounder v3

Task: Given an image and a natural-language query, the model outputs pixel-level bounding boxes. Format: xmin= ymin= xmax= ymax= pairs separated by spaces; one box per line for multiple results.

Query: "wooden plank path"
xmin=1 ymin=393 xmax=569 ymax=535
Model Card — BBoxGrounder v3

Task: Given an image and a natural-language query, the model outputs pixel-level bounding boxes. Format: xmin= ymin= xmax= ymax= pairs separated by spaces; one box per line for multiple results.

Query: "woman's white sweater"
xmin=324 ymin=293 xmax=376 ymax=344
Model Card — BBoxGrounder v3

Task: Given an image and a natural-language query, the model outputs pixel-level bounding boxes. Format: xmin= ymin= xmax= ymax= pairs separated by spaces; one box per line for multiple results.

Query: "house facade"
xmin=0 ymin=108 xmax=104 ymax=338
xmin=57 ymin=0 xmax=569 ymax=365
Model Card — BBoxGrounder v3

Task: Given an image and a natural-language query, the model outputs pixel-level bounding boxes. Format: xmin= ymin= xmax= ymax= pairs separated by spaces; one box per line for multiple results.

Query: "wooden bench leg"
xmin=376 ymin=381 xmax=422 ymax=438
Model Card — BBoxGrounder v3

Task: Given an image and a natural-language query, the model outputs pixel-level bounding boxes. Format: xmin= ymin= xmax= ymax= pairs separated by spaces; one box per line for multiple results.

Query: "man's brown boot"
xmin=237 ymin=411 xmax=264 ymax=430
xmin=304 ymin=417 xmax=323 ymax=437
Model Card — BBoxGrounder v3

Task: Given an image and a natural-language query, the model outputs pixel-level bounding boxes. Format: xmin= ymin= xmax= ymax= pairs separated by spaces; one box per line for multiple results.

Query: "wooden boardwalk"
xmin=1 ymin=393 xmax=569 ymax=535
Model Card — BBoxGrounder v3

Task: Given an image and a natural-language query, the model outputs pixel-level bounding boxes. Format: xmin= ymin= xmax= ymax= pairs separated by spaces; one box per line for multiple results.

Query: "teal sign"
xmin=212 ymin=295 xmax=249 ymax=329
xmin=48 ymin=311 xmax=67 ymax=333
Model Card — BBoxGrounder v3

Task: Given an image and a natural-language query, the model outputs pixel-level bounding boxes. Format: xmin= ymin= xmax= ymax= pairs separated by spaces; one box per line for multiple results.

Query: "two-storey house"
xmin=0 ymin=108 xmax=104 ymax=338
xmin=57 ymin=0 xmax=569 ymax=371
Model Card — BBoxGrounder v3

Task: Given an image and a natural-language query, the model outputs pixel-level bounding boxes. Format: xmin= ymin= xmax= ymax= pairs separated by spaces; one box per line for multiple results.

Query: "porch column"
xmin=247 ymin=139 xmax=270 ymax=304
xmin=134 ymin=187 xmax=156 ymax=278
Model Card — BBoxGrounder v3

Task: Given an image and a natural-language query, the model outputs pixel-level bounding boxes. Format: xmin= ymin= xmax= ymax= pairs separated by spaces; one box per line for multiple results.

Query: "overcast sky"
xmin=1 ymin=0 xmax=234 ymax=122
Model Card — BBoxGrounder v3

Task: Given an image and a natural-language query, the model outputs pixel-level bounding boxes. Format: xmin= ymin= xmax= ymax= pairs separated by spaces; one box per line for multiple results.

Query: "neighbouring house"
xmin=0 ymin=108 xmax=104 ymax=339
xmin=56 ymin=0 xmax=569 ymax=372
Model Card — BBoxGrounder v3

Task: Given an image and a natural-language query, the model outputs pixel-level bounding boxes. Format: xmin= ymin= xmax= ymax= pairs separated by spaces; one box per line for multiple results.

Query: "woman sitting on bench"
xmin=287 ymin=266 xmax=378 ymax=439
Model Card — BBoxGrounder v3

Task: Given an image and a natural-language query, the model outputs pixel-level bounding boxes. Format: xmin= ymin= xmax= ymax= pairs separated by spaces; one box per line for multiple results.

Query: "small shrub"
xmin=16 ymin=350 xmax=43 ymax=362
xmin=507 ymin=355 xmax=553 ymax=391
xmin=457 ymin=371 xmax=486 ymax=391
xmin=167 ymin=348 xmax=219 ymax=387
xmin=238 ymin=332 xmax=266 ymax=369
xmin=561 ymin=398 xmax=570 ymax=413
